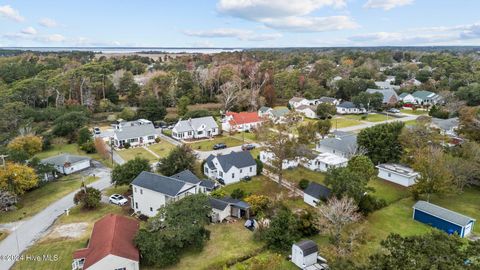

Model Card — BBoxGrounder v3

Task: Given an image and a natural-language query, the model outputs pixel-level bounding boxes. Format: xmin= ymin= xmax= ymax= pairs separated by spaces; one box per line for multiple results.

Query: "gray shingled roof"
xmin=170 ymin=170 xmax=201 ymax=184
xmin=318 ymin=97 xmax=337 ymax=103
xmin=290 ymin=97 xmax=306 ymax=103
xmin=205 ymin=155 xmax=216 ymax=170
xmin=222 ymin=197 xmax=250 ymax=209
xmin=270 ymin=108 xmax=290 ymax=118
xmin=337 ymin=101 xmax=358 ymax=109
xmin=366 ymin=88 xmax=399 ymax=103
xmin=200 ymin=179 xmax=216 ymax=189
xmin=258 ymin=106 xmax=271 ymax=113
xmin=413 ymin=200 xmax=475 ymax=226
xmin=319 ymin=133 xmax=357 ymax=154
xmin=114 ymin=122 xmax=156 ymax=140
xmin=295 ymin=240 xmax=318 ymax=256
xmin=431 ymin=117 xmax=459 ymax=131
xmin=173 ymin=116 xmax=218 ymax=133
xmin=131 ymin=171 xmax=188 ymax=197
xmin=215 ymin=151 xmax=256 ymax=172
xmin=41 ymin=154 xmax=90 ymax=167
xmin=209 ymin=197 xmax=229 ymax=211
xmin=304 ymin=182 xmax=331 ymax=200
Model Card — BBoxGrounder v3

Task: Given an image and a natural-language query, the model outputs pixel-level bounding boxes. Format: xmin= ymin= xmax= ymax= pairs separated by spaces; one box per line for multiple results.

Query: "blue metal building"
xmin=413 ymin=200 xmax=476 ymax=238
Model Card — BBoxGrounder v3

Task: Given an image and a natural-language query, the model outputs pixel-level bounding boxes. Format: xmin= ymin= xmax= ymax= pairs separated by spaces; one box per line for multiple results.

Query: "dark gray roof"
xmin=114 ymin=120 xmax=156 ymax=140
xmin=170 ymin=170 xmax=201 ymax=184
xmin=131 ymin=171 xmax=187 ymax=197
xmin=216 ymin=151 xmax=256 ymax=171
xmin=318 ymin=97 xmax=337 ymax=103
xmin=413 ymin=200 xmax=475 ymax=227
xmin=221 ymin=197 xmax=250 ymax=209
xmin=173 ymin=116 xmax=218 ymax=133
xmin=209 ymin=197 xmax=230 ymax=211
xmin=304 ymin=182 xmax=331 ymax=200
xmin=366 ymin=88 xmax=399 ymax=103
xmin=270 ymin=107 xmax=290 ymax=118
xmin=258 ymin=106 xmax=271 ymax=113
xmin=200 ymin=179 xmax=216 ymax=189
xmin=41 ymin=154 xmax=90 ymax=167
xmin=431 ymin=117 xmax=459 ymax=131
xmin=295 ymin=240 xmax=318 ymax=256
xmin=337 ymin=101 xmax=358 ymax=109
xmin=319 ymin=133 xmax=357 ymax=154
xmin=205 ymin=155 xmax=216 ymax=170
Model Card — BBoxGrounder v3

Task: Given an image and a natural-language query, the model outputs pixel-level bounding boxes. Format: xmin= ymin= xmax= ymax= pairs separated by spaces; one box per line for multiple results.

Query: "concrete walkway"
xmin=0 ymin=166 xmax=112 ymax=270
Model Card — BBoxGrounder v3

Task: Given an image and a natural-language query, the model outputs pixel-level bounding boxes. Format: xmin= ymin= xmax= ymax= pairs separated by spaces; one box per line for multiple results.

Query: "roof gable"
xmin=215 ymin=151 xmax=256 ymax=172
xmin=226 ymin=111 xmax=261 ymax=125
xmin=174 ymin=116 xmax=218 ymax=133
xmin=41 ymin=154 xmax=90 ymax=167
xmin=304 ymin=182 xmax=331 ymax=200
xmin=131 ymin=171 xmax=188 ymax=196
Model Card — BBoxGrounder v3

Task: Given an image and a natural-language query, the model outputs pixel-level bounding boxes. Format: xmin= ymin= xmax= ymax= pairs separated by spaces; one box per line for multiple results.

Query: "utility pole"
xmin=0 ymin=154 xmax=7 ymax=169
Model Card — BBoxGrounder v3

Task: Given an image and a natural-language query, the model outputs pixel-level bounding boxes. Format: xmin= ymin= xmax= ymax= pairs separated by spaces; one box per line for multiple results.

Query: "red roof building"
xmin=222 ymin=111 xmax=264 ymax=132
xmin=72 ymin=214 xmax=140 ymax=270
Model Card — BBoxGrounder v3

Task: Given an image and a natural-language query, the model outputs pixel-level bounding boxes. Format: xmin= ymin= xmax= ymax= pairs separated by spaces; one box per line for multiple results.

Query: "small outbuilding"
xmin=376 ymin=163 xmax=419 ymax=187
xmin=41 ymin=154 xmax=91 ymax=175
xmin=303 ymin=182 xmax=331 ymax=207
xmin=413 ymin=201 xmax=476 ymax=238
xmin=291 ymin=240 xmax=328 ymax=270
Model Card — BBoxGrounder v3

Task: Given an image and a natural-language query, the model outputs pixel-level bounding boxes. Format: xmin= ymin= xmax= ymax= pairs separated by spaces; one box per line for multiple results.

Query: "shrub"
xmin=124 ymin=142 xmax=131 ymax=149
xmin=80 ymin=141 xmax=97 ymax=154
xmin=299 ymin=179 xmax=310 ymax=190
xmin=358 ymin=195 xmax=387 ymax=215
xmin=231 ymin=188 xmax=246 ymax=199
xmin=73 ymin=187 xmax=101 ymax=209
xmin=155 ymin=137 xmax=161 ymax=143
xmin=210 ymin=189 xmax=226 ymax=198
xmin=255 ymin=158 xmax=263 ymax=175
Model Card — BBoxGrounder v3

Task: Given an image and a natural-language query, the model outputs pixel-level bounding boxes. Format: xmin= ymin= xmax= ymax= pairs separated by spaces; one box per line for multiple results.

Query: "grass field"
xmin=12 ymin=204 xmax=126 ymax=270
xmin=230 ymin=132 xmax=258 ymax=143
xmin=331 ymin=117 xmax=363 ymax=128
xmin=147 ymin=140 xmax=176 ymax=158
xmin=343 ymin=113 xmax=389 ymax=122
xmin=403 ymin=119 xmax=418 ymax=126
xmin=117 ymin=147 xmax=158 ymax=162
xmin=0 ymin=176 xmax=97 ymax=224
xmin=220 ymin=175 xmax=288 ymax=198
xmin=161 ymin=222 xmax=264 ymax=270
xmin=189 ymin=135 xmax=244 ymax=151
xmin=400 ymin=109 xmax=428 ymax=115
xmin=282 ymin=166 xmax=326 ymax=185
xmin=35 ymin=143 xmax=112 ymax=167
xmin=104 ymin=185 xmax=130 ymax=196
xmin=230 ymin=251 xmax=297 ymax=270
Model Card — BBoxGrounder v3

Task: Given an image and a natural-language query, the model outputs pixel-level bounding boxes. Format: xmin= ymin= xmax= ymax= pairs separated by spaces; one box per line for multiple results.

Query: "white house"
xmin=376 ymin=163 xmax=419 ymax=187
xmin=258 ymin=106 xmax=272 ymax=117
xmin=336 ymin=101 xmax=366 ymax=114
xmin=204 ymin=151 xmax=257 ymax=185
xmin=112 ymin=119 xmax=157 ymax=148
xmin=302 ymin=152 xmax=348 ymax=172
xmin=411 ymin=90 xmax=442 ymax=105
xmin=130 ymin=170 xmax=205 ymax=217
xmin=318 ymin=96 xmax=340 ymax=105
xmin=259 ymin=150 xmax=299 ymax=170
xmin=266 ymin=107 xmax=291 ymax=123
xmin=209 ymin=197 xmax=250 ymax=223
xmin=303 ymin=182 xmax=331 ymax=207
xmin=41 ymin=154 xmax=91 ymax=175
xmin=289 ymin=97 xmax=311 ymax=108
xmin=172 ymin=116 xmax=219 ymax=140
xmin=72 ymin=214 xmax=139 ymax=270
xmin=399 ymin=93 xmax=416 ymax=104
xmin=295 ymin=105 xmax=318 ymax=119
xmin=222 ymin=111 xmax=264 ymax=132
xmin=316 ymin=131 xmax=358 ymax=159
xmin=291 ymin=240 xmax=328 ymax=269
xmin=366 ymin=88 xmax=399 ymax=105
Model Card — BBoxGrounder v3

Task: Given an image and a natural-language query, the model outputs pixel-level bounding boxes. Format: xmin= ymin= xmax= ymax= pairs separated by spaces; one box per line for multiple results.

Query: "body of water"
xmin=1 ymin=47 xmax=243 ymax=54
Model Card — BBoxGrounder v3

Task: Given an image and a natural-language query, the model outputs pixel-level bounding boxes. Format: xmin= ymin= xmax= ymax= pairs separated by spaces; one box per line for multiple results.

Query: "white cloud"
xmin=39 ymin=17 xmax=58 ymax=28
xmin=44 ymin=34 xmax=66 ymax=42
xmin=0 ymin=5 xmax=24 ymax=22
xmin=216 ymin=0 xmax=355 ymax=32
xmin=349 ymin=22 xmax=480 ymax=45
xmin=364 ymin=0 xmax=413 ymax=10
xmin=21 ymin=27 xmax=37 ymax=35
xmin=183 ymin=28 xmax=282 ymax=41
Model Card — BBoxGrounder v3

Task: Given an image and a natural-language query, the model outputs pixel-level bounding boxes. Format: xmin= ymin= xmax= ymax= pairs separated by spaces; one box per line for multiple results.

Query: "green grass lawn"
xmin=368 ymin=178 xmax=409 ymax=204
xmin=0 ymin=176 xmax=97 ymax=224
xmin=161 ymin=222 xmax=264 ymax=270
xmin=403 ymin=119 xmax=418 ymax=126
xmin=282 ymin=166 xmax=326 ymax=185
xmin=229 ymin=251 xmax=297 ymax=270
xmin=230 ymin=132 xmax=258 ymax=143
xmin=249 ymin=147 xmax=262 ymax=160
xmin=331 ymin=117 xmax=363 ymax=128
xmin=35 ymin=143 xmax=112 ymax=167
xmin=220 ymin=175 xmax=288 ymax=198
xmin=189 ymin=135 xmax=244 ymax=151
xmin=147 ymin=140 xmax=176 ymax=158
xmin=104 ymin=185 xmax=130 ymax=197
xmin=12 ymin=203 xmax=126 ymax=270
xmin=0 ymin=231 xmax=8 ymax=242
xmin=344 ymin=113 xmax=389 ymax=122
xmin=400 ymin=109 xmax=428 ymax=115
xmin=117 ymin=147 xmax=158 ymax=163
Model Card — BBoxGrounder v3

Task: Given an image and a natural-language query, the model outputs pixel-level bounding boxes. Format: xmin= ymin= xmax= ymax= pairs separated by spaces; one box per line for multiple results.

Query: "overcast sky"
xmin=1 ymin=0 xmax=480 ymax=47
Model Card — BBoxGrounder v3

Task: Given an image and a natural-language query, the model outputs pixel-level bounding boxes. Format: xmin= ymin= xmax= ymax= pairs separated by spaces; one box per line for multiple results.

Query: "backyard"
xmin=0 ymin=175 xmax=97 ymax=224
xmin=188 ymin=135 xmax=244 ymax=151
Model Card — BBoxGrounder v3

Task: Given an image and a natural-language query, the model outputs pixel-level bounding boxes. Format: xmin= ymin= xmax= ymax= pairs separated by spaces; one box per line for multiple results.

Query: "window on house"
xmin=232 ymin=173 xmax=235 ymax=178
xmin=219 ymin=171 xmax=223 ymax=177
xmin=249 ymin=167 xmax=252 ymax=172
xmin=333 ymin=150 xmax=336 ymax=153
xmin=198 ymin=131 xmax=203 ymax=135
xmin=148 ymin=136 xmax=154 ymax=140
xmin=204 ymin=167 xmax=208 ymax=173
xmin=115 ymin=268 xmax=126 ymax=270
xmin=150 ymin=207 xmax=153 ymax=212
xmin=134 ymin=187 xmax=137 ymax=193
xmin=388 ymin=173 xmax=391 ymax=177
xmin=140 ymin=189 xmax=143 ymax=194
xmin=240 ymin=169 xmax=243 ymax=173
xmin=135 ymin=202 xmax=138 ymax=209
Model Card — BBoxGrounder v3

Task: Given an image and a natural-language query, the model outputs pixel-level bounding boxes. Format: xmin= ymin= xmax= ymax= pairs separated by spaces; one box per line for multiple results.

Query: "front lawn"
xmin=403 ymin=119 xmax=418 ymax=126
xmin=162 ymin=222 xmax=264 ymax=270
xmin=189 ymin=135 xmax=244 ymax=151
xmin=12 ymin=203 xmax=126 ymax=270
xmin=116 ymin=147 xmax=158 ymax=163
xmin=344 ymin=113 xmax=389 ymax=122
xmin=400 ymin=109 xmax=428 ymax=115
xmin=331 ymin=117 xmax=363 ymax=128
xmin=229 ymin=251 xmax=298 ymax=270
xmin=147 ymin=140 xmax=176 ymax=158
xmin=230 ymin=131 xmax=258 ymax=143
xmin=0 ymin=175 xmax=97 ymax=224
xmin=35 ymin=143 xmax=112 ymax=168
xmin=104 ymin=185 xmax=130 ymax=197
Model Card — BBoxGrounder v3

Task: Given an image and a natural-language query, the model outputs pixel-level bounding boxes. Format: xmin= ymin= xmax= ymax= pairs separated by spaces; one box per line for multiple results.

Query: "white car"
xmin=109 ymin=194 xmax=128 ymax=206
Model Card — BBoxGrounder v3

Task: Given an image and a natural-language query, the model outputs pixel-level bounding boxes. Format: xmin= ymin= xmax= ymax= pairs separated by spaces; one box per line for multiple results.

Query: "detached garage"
xmin=413 ymin=201 xmax=476 ymax=238
xmin=41 ymin=154 xmax=91 ymax=175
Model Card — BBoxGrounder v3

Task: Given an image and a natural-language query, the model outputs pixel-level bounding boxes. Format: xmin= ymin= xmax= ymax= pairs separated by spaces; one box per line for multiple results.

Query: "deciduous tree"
xmin=157 ymin=145 xmax=196 ymax=176
xmin=0 ymin=163 xmax=38 ymax=195
xmin=111 ymin=157 xmax=151 ymax=186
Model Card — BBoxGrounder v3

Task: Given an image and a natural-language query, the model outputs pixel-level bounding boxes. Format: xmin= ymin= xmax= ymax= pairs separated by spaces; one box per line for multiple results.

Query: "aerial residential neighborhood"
xmin=1 ymin=1 xmax=480 ymax=270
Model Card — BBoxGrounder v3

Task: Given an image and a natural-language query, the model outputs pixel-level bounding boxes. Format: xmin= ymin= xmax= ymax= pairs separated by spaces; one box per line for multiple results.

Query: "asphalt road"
xmin=0 ymin=165 xmax=112 ymax=270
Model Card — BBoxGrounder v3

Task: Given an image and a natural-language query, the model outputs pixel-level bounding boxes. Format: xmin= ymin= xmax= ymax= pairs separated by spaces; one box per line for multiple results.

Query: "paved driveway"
xmin=194 ymin=143 xmax=260 ymax=160
xmin=0 ymin=165 xmax=112 ymax=270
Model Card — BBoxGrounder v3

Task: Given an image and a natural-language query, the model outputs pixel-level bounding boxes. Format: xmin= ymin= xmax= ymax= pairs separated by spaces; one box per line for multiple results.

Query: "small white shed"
xmin=292 ymin=240 xmax=325 ymax=269
xmin=376 ymin=163 xmax=419 ymax=187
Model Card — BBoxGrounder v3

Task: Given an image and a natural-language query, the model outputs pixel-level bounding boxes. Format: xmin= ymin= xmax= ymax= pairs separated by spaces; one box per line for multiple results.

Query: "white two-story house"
xmin=131 ymin=170 xmax=207 ymax=217
xmin=204 ymin=151 xmax=257 ymax=185
xmin=112 ymin=119 xmax=157 ymax=148
xmin=172 ymin=116 xmax=219 ymax=140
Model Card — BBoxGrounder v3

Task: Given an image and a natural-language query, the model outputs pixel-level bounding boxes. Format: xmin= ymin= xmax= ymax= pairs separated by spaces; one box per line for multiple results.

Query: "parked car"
xmin=109 ymin=194 xmax=128 ymax=206
xmin=92 ymin=127 xmax=101 ymax=135
xmin=241 ymin=144 xmax=256 ymax=151
xmin=213 ymin=143 xmax=227 ymax=150
xmin=387 ymin=108 xmax=400 ymax=113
